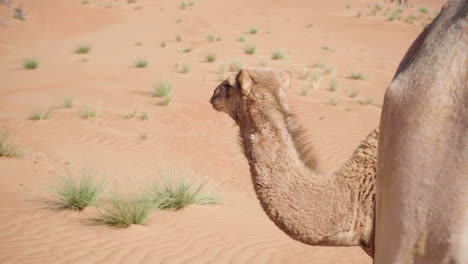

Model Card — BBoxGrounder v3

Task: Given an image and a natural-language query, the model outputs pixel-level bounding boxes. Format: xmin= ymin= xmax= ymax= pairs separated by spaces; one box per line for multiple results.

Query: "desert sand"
xmin=0 ymin=0 xmax=445 ymax=263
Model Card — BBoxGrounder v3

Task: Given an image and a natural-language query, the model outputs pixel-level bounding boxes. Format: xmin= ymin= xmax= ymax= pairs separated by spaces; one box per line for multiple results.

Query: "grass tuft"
xmin=228 ymin=61 xmax=242 ymax=72
xmin=248 ymin=27 xmax=257 ymax=34
xmin=271 ymin=50 xmax=287 ymax=60
xmin=63 ymin=98 xmax=73 ymax=109
xmin=149 ymin=176 xmax=217 ymax=210
xmin=51 ymin=168 xmax=103 ymax=211
xmin=205 ymin=53 xmax=216 ymax=63
xmin=237 ymin=36 xmax=246 ymax=42
xmin=350 ymin=72 xmax=367 ymax=80
xmin=0 ymin=131 xmax=23 ymax=158
xmin=418 ymin=7 xmax=429 ymax=14
xmin=181 ymin=64 xmax=190 ymax=73
xmin=81 ymin=106 xmax=96 ymax=119
xmin=153 ymin=81 xmax=173 ymax=97
xmin=99 ymin=195 xmax=153 ymax=227
xmin=327 ymin=80 xmax=337 ymax=92
xmin=23 ymin=58 xmax=39 ymax=70
xmin=75 ymin=45 xmax=91 ymax=54
xmin=135 ymin=58 xmax=148 ymax=68
xmin=244 ymin=44 xmax=256 ymax=55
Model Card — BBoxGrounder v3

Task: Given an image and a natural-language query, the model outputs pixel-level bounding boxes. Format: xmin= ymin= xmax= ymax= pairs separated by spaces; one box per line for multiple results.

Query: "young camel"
xmin=375 ymin=0 xmax=467 ymax=263
xmin=210 ymin=69 xmax=378 ymax=256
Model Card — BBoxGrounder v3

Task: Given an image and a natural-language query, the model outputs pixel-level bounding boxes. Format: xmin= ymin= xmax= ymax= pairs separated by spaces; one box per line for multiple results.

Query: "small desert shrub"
xmin=160 ymin=41 xmax=166 ymax=48
xmin=81 ymin=106 xmax=96 ymax=119
xmin=125 ymin=110 xmax=137 ymax=119
xmin=181 ymin=47 xmax=192 ymax=53
xmin=135 ymin=58 xmax=148 ymax=68
xmin=176 ymin=18 xmax=182 ymax=23
xmin=205 ymin=53 xmax=216 ymax=63
xmin=29 ymin=110 xmax=51 ymax=120
xmin=179 ymin=0 xmax=194 ymax=10
xmin=181 ymin=64 xmax=190 ymax=73
xmin=140 ymin=112 xmax=149 ymax=120
xmin=248 ymin=27 xmax=257 ymax=34
xmin=52 ymin=168 xmax=103 ymax=210
xmin=419 ymin=7 xmax=429 ymax=14
xmin=237 ymin=36 xmax=246 ymax=42
xmin=228 ymin=61 xmax=242 ymax=72
xmin=176 ymin=34 xmax=182 ymax=42
xmin=139 ymin=132 xmax=148 ymax=140
xmin=300 ymin=87 xmax=311 ymax=96
xmin=271 ymin=51 xmax=287 ymax=60
xmin=153 ymin=81 xmax=173 ymax=97
xmin=63 ymin=98 xmax=73 ymax=109
xmin=23 ymin=58 xmax=39 ymax=70
xmin=348 ymin=90 xmax=358 ymax=98
xmin=350 ymin=72 xmax=367 ymax=80
xmin=244 ymin=44 xmax=256 ymax=55
xmin=345 ymin=3 xmax=351 ymax=9
xmin=206 ymin=35 xmax=215 ymax=42
xmin=149 ymin=176 xmax=217 ymax=210
xmin=160 ymin=93 xmax=173 ymax=106
xmin=356 ymin=11 xmax=362 ymax=18
xmin=99 ymin=195 xmax=153 ymax=227
xmin=327 ymin=80 xmax=337 ymax=92
xmin=75 ymin=45 xmax=91 ymax=54
xmin=14 ymin=8 xmax=25 ymax=20
xmin=0 ymin=131 xmax=23 ymax=158
xmin=311 ymin=62 xmax=326 ymax=69
xmin=327 ymin=98 xmax=338 ymax=106
xmin=321 ymin=46 xmax=335 ymax=52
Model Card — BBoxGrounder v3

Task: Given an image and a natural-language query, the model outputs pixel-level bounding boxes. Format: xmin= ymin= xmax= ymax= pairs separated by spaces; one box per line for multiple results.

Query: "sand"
xmin=0 ymin=0 xmax=445 ymax=263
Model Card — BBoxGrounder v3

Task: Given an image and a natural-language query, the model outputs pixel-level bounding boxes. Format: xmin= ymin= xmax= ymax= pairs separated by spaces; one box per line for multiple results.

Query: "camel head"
xmin=210 ymin=68 xmax=292 ymax=122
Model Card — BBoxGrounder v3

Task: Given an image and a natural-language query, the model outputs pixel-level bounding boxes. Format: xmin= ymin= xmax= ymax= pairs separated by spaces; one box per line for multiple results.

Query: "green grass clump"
xmin=181 ymin=48 xmax=192 ymax=53
xmin=176 ymin=34 xmax=182 ymax=42
xmin=52 ymin=169 xmax=103 ymax=211
xmin=348 ymin=90 xmax=358 ymax=98
xmin=350 ymin=72 xmax=367 ymax=80
xmin=135 ymin=58 xmax=148 ymax=68
xmin=75 ymin=45 xmax=91 ymax=54
xmin=418 ymin=7 xmax=429 ymax=14
xmin=327 ymin=80 xmax=337 ymax=92
xmin=140 ymin=112 xmax=149 ymax=120
xmin=237 ymin=36 xmax=245 ymax=42
xmin=29 ymin=110 xmax=51 ymax=120
xmin=23 ymin=58 xmax=39 ymax=70
xmin=358 ymin=98 xmax=374 ymax=105
xmin=244 ymin=44 xmax=256 ymax=55
xmin=63 ymin=98 xmax=73 ymax=109
xmin=271 ymin=50 xmax=287 ymax=60
xmin=205 ymin=53 xmax=216 ymax=63
xmin=0 ymin=131 xmax=23 ymax=158
xmin=181 ymin=64 xmax=190 ymax=73
xmin=206 ymin=35 xmax=215 ymax=42
xmin=311 ymin=62 xmax=327 ymax=69
xmin=149 ymin=176 xmax=217 ymax=210
xmin=153 ymin=81 xmax=173 ymax=97
xmin=228 ymin=61 xmax=242 ymax=72
xmin=81 ymin=106 xmax=96 ymax=119
xmin=300 ymin=87 xmax=311 ymax=96
xmin=179 ymin=0 xmax=194 ymax=10
xmin=99 ymin=195 xmax=153 ymax=227
xmin=327 ymin=98 xmax=338 ymax=106
xmin=248 ymin=27 xmax=257 ymax=34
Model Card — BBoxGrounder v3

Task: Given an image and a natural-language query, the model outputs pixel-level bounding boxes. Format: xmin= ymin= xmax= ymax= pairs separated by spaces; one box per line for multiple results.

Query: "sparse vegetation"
xmin=0 ymin=131 xmax=23 ymax=158
xmin=51 ymin=168 xmax=103 ymax=211
xmin=148 ymin=176 xmax=217 ymax=210
xmin=125 ymin=110 xmax=137 ymax=119
xmin=29 ymin=110 xmax=51 ymax=120
xmin=181 ymin=64 xmax=190 ymax=73
xmin=63 ymin=98 xmax=73 ymax=109
xmin=99 ymin=195 xmax=153 ymax=227
xmin=321 ymin=46 xmax=335 ymax=52
xmin=358 ymin=98 xmax=374 ymax=105
xmin=248 ymin=27 xmax=257 ymax=34
xmin=179 ymin=0 xmax=194 ymax=10
xmin=348 ymin=90 xmax=358 ymax=98
xmin=139 ymin=132 xmax=148 ymax=140
xmin=300 ymin=87 xmax=311 ymax=96
xmin=181 ymin=47 xmax=192 ymax=53
xmin=237 ymin=36 xmax=245 ymax=42
xmin=418 ymin=7 xmax=429 ymax=14
xmin=135 ymin=58 xmax=148 ymax=68
xmin=160 ymin=41 xmax=166 ymax=48
xmin=23 ymin=58 xmax=39 ymax=70
xmin=153 ymin=81 xmax=173 ymax=97
xmin=327 ymin=98 xmax=338 ymax=106
xmin=297 ymin=68 xmax=309 ymax=80
xmin=176 ymin=34 xmax=182 ymax=42
xmin=311 ymin=62 xmax=326 ymax=69
xmin=228 ymin=61 xmax=242 ymax=72
xmin=271 ymin=50 xmax=287 ymax=60
xmin=205 ymin=53 xmax=216 ymax=63
xmin=244 ymin=44 xmax=256 ymax=55
xmin=350 ymin=72 xmax=367 ymax=80
xmin=206 ymin=35 xmax=215 ymax=42
xmin=327 ymin=80 xmax=337 ymax=92
xmin=75 ymin=45 xmax=91 ymax=54
xmin=140 ymin=112 xmax=149 ymax=120
xmin=345 ymin=3 xmax=351 ymax=9
xmin=81 ymin=106 xmax=96 ymax=119
xmin=14 ymin=8 xmax=25 ymax=20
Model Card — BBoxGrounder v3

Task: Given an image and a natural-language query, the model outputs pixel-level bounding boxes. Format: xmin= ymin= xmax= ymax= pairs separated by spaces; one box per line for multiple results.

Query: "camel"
xmin=210 ymin=0 xmax=466 ymax=262
xmin=210 ymin=69 xmax=379 ymax=256
xmin=375 ymin=0 xmax=467 ymax=263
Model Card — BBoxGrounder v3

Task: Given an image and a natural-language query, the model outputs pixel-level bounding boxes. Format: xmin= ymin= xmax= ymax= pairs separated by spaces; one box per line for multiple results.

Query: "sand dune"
xmin=0 ymin=0 xmax=445 ymax=263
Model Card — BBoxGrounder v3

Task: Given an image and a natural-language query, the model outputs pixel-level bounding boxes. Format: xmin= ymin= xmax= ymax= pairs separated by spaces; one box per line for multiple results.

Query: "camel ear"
xmin=236 ymin=69 xmax=253 ymax=96
xmin=279 ymin=71 xmax=292 ymax=89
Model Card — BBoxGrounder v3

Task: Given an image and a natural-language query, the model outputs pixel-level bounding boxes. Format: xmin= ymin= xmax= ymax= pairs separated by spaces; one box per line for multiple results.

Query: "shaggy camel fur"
xmin=210 ymin=69 xmax=378 ymax=256
xmin=375 ymin=0 xmax=467 ymax=263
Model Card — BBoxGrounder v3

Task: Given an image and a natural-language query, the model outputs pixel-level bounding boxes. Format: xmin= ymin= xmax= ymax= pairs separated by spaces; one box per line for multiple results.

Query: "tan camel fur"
xmin=210 ymin=69 xmax=378 ymax=256
xmin=375 ymin=0 xmax=467 ymax=263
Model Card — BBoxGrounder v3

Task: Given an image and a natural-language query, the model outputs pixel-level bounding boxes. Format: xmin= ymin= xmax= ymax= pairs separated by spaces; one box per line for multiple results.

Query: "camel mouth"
xmin=211 ymin=102 xmax=225 ymax=112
